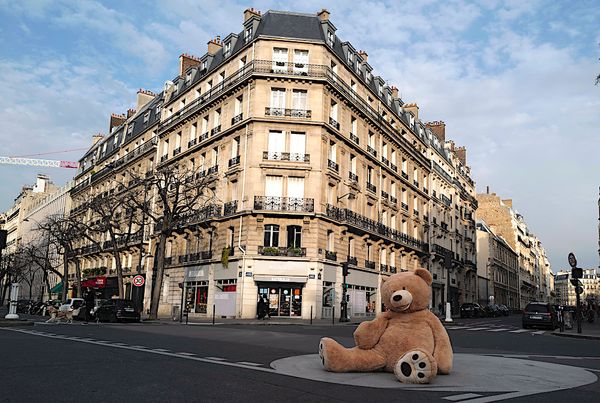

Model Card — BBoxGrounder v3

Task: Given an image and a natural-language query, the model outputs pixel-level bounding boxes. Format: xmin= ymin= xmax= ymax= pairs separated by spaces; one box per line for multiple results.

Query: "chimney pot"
xmin=243 ymin=8 xmax=261 ymax=22
xmin=426 ymin=120 xmax=446 ymax=142
xmin=317 ymin=8 xmax=330 ymax=21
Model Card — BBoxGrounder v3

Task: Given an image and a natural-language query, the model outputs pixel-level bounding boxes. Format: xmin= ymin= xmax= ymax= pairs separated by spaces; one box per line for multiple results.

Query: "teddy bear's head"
xmin=381 ymin=268 xmax=432 ymax=313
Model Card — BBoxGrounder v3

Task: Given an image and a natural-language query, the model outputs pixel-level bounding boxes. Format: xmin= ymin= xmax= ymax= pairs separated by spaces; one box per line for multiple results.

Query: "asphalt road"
xmin=1 ymin=314 xmax=599 ymax=402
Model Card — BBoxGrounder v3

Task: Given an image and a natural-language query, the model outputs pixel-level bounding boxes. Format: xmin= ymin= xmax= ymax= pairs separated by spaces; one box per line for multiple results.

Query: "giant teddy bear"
xmin=318 ymin=268 xmax=453 ymax=384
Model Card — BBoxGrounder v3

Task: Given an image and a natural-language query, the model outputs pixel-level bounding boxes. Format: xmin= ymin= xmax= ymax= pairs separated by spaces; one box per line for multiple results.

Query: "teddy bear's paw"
xmin=394 ymin=350 xmax=437 ymax=384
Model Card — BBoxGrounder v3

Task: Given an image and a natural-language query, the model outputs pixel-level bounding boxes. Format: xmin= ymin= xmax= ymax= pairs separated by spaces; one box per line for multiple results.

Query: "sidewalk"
xmin=144 ymin=314 xmax=368 ymax=327
xmin=552 ymin=317 xmax=600 ymax=340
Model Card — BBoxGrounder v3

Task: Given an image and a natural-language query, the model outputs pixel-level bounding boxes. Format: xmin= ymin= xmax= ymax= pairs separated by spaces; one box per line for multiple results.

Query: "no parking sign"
xmin=133 ymin=275 xmax=145 ymax=287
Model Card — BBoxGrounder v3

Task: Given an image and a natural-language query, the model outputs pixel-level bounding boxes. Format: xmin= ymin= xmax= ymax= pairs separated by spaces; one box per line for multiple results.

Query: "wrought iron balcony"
xmin=380 ymin=264 xmax=389 ymax=272
xmin=441 ymin=194 xmax=452 ymax=207
xmin=390 ymin=163 xmax=398 ymax=172
xmin=160 ymin=154 xmax=168 ymax=163
xmin=223 ymin=200 xmax=238 ymax=216
xmin=401 ymin=171 xmax=409 ymax=180
xmin=173 ymin=147 xmax=181 ymax=156
xmin=258 ymin=246 xmax=306 ymax=257
xmin=211 ymin=125 xmax=221 ymax=135
xmin=112 ymin=137 xmax=158 ymax=170
xmin=347 ymin=256 xmax=358 ymax=266
xmin=389 ymin=266 xmax=398 ymax=273
xmin=329 ymin=117 xmax=340 ymax=130
xmin=382 ymin=156 xmax=390 ymax=166
xmin=254 ymin=196 xmax=314 ymax=212
xmin=265 ymin=107 xmax=311 ymax=118
xmin=228 ymin=155 xmax=240 ymax=167
xmin=414 ymin=210 xmax=419 ymax=217
xmin=200 ymin=132 xmax=209 ymax=142
xmin=327 ymin=159 xmax=339 ymax=172
xmin=325 ymin=250 xmax=337 ymax=261
xmin=350 ymin=133 xmax=359 ymax=144
xmin=262 ymin=151 xmax=310 ymax=162
xmin=206 ymin=165 xmax=218 ymax=175
xmin=423 ymin=187 xmax=428 ymax=194
xmin=188 ymin=138 xmax=197 ymax=148
xmin=401 ymin=202 xmax=408 ymax=211
xmin=365 ymin=260 xmax=375 ymax=270
xmin=201 ymin=251 xmax=213 ymax=260
xmin=367 ymin=145 xmax=377 ymax=157
xmin=348 ymin=172 xmax=359 ymax=182
xmin=413 ymin=180 xmax=419 ymax=187
xmin=381 ymin=190 xmax=389 ymax=200
xmin=390 ymin=195 xmax=397 ymax=204
xmin=366 ymin=182 xmax=377 ymax=193
xmin=231 ymin=113 xmax=243 ymax=125
xmin=175 ymin=204 xmax=222 ymax=228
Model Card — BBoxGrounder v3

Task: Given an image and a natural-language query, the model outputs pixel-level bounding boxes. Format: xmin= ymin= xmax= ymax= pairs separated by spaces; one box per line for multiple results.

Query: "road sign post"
xmin=568 ymin=253 xmax=582 ymax=334
xmin=132 ymin=275 xmax=145 ymax=287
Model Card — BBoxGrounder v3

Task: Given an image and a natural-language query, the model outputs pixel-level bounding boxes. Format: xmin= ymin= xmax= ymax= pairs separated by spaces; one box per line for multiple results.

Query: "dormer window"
xmin=378 ymin=85 xmax=383 ymax=98
xmin=366 ymin=71 xmax=372 ymax=83
xmin=127 ymin=124 xmax=134 ymax=136
xmin=156 ymin=104 xmax=162 ymax=116
xmin=201 ymin=60 xmax=207 ymax=72
xmin=224 ymin=42 xmax=231 ymax=56
xmin=185 ymin=71 xmax=193 ymax=84
xmin=347 ymin=52 xmax=353 ymax=65
xmin=327 ymin=30 xmax=334 ymax=46
xmin=244 ymin=26 xmax=252 ymax=42
xmin=143 ymin=112 xmax=149 ymax=125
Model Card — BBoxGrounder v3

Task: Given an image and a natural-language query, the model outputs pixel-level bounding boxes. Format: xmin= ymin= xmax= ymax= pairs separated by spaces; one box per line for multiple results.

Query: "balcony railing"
xmin=258 ymin=246 xmax=306 ymax=257
xmin=365 ymin=260 xmax=375 ymax=270
xmin=441 ymin=194 xmax=452 ymax=207
xmin=206 ymin=165 xmax=218 ymax=175
xmin=390 ymin=195 xmax=397 ymax=204
xmin=265 ymin=107 xmax=311 ymax=118
xmin=262 ymin=151 xmax=310 ymax=162
xmin=348 ymin=172 xmax=358 ymax=182
xmin=381 ymin=190 xmax=389 ymax=200
xmin=211 ymin=125 xmax=221 ymax=136
xmin=382 ymin=156 xmax=389 ymax=166
xmin=329 ymin=117 xmax=340 ymax=130
xmin=175 ymin=204 xmax=222 ymax=229
xmin=112 ymin=137 xmax=158 ymax=170
xmin=223 ymin=200 xmax=238 ymax=216
xmin=380 ymin=264 xmax=389 ymax=272
xmin=390 ymin=163 xmax=397 ymax=172
xmin=389 ymin=266 xmax=398 ymax=273
xmin=347 ymin=256 xmax=358 ymax=266
xmin=413 ymin=180 xmax=419 ymax=187
xmin=200 ymin=132 xmax=209 ymax=142
xmin=254 ymin=196 xmax=314 ymax=212
xmin=188 ymin=138 xmax=197 ymax=148
xmin=414 ymin=210 xmax=419 ymax=217
xmin=160 ymin=154 xmax=168 ymax=163
xmin=367 ymin=145 xmax=377 ymax=157
xmin=327 ymin=159 xmax=339 ymax=172
xmin=350 ymin=133 xmax=359 ymax=144
xmin=173 ymin=147 xmax=181 ymax=156
xmin=326 ymin=204 xmax=427 ymax=252
xmin=325 ymin=250 xmax=337 ymax=261
xmin=228 ymin=155 xmax=240 ymax=167
xmin=366 ymin=182 xmax=377 ymax=193
xmin=231 ymin=113 xmax=243 ymax=125
xmin=401 ymin=202 xmax=408 ymax=211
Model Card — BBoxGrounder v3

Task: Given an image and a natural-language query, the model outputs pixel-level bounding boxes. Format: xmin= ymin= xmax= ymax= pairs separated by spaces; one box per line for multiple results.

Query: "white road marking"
xmin=177 ymin=352 xmax=196 ymax=356
xmin=465 ymin=327 xmax=491 ymax=331
xmin=443 ymin=393 xmax=483 ymax=401
xmin=236 ymin=361 xmax=263 ymax=366
xmin=153 ymin=348 xmax=170 ymax=352
xmin=531 ymin=331 xmax=546 ymax=335
xmin=445 ymin=326 xmax=469 ymax=330
xmin=485 ymin=328 xmax=510 ymax=332
xmin=204 ymin=356 xmax=226 ymax=361
xmin=508 ymin=329 xmax=529 ymax=333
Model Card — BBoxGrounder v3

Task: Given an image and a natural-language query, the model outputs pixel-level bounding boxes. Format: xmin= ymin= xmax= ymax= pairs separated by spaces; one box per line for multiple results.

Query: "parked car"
xmin=90 ymin=299 xmax=109 ymax=318
xmin=460 ymin=303 xmax=485 ymax=318
xmin=95 ymin=299 xmax=140 ymax=323
xmin=522 ymin=302 xmax=558 ymax=329
xmin=484 ymin=304 xmax=501 ymax=318
xmin=59 ymin=298 xmax=85 ymax=320
xmin=498 ymin=304 xmax=510 ymax=316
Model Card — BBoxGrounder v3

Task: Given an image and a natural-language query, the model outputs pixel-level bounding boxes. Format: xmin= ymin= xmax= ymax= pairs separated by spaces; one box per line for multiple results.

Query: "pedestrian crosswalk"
xmin=445 ymin=322 xmax=547 ymax=335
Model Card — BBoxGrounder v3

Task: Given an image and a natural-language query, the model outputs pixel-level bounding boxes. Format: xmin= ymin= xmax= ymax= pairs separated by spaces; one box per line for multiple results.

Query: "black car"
xmin=522 ymin=302 xmax=558 ymax=329
xmin=460 ymin=303 xmax=485 ymax=318
xmin=498 ymin=304 xmax=510 ymax=316
xmin=484 ymin=304 xmax=501 ymax=318
xmin=95 ymin=299 xmax=140 ymax=323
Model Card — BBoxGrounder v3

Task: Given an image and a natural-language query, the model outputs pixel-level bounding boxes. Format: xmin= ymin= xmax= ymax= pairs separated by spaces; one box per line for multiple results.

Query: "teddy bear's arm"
xmin=428 ymin=315 xmax=453 ymax=374
xmin=353 ymin=313 xmax=389 ymax=350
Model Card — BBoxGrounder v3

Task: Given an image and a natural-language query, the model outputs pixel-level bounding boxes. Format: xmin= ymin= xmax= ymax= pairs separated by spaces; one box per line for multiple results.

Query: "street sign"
xmin=568 ymin=252 xmax=577 ymax=268
xmin=132 ymin=275 xmax=145 ymax=287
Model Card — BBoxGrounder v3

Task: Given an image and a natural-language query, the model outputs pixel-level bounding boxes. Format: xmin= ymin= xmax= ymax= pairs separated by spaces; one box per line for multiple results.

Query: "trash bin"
xmin=172 ymin=305 xmax=180 ymax=321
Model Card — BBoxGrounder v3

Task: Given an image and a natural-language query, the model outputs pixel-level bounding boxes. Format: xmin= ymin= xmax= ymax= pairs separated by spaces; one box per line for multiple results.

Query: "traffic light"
xmin=570 ymin=279 xmax=582 ymax=287
xmin=571 ymin=267 xmax=583 ymax=279
xmin=575 ymin=286 xmax=584 ymax=295
xmin=342 ymin=262 xmax=349 ymax=277
xmin=345 ymin=294 xmax=350 ymax=302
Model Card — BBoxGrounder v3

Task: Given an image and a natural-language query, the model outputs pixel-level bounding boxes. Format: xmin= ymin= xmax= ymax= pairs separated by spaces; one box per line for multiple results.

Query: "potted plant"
xmin=262 ymin=247 xmax=279 ymax=256
xmin=287 ymin=247 xmax=303 ymax=257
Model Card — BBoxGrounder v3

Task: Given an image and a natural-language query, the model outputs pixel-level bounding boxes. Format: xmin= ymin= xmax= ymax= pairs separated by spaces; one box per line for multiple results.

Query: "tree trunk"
xmin=61 ymin=254 xmax=69 ymax=301
xmin=114 ymin=249 xmax=124 ymax=298
xmin=148 ymin=233 xmax=167 ymax=320
xmin=74 ymin=259 xmax=82 ymax=298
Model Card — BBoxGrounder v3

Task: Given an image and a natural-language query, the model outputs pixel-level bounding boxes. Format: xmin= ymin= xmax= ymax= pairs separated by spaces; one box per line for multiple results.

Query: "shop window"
xmin=264 ymin=224 xmax=280 ymax=247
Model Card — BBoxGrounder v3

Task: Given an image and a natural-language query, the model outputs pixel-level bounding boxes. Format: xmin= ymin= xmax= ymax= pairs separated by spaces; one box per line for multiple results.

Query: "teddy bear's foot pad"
xmin=394 ymin=350 xmax=437 ymax=384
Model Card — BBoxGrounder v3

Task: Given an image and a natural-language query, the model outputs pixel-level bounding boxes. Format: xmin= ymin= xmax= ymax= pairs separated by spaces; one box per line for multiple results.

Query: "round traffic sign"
xmin=132 ymin=275 xmax=145 ymax=287
xmin=568 ymin=253 xmax=577 ymax=268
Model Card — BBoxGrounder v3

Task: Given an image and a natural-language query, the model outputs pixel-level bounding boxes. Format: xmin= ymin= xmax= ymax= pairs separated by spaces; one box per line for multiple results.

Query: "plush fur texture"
xmin=319 ymin=269 xmax=453 ymax=384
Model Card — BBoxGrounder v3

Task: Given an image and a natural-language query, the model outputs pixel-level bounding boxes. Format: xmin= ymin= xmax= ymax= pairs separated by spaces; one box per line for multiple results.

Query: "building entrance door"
xmin=258 ymin=285 xmax=302 ymax=317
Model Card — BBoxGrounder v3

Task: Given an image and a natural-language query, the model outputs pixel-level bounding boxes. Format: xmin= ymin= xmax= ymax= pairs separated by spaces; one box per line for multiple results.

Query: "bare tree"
xmin=20 ymin=239 xmax=64 ymax=301
xmin=0 ymin=246 xmax=30 ymax=302
xmin=127 ymin=166 xmax=218 ymax=320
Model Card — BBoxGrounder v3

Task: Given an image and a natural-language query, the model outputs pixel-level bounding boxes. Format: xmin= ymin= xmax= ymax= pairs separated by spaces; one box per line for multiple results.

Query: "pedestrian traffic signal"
xmin=342 ymin=262 xmax=349 ymax=277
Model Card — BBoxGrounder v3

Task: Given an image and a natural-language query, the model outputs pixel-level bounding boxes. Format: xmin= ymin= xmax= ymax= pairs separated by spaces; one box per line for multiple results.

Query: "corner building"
xmin=70 ymin=9 xmax=474 ymax=319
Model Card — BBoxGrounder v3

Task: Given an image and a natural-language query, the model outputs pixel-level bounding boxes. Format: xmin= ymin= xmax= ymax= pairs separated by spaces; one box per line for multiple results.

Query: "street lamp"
xmin=340 ymin=262 xmax=350 ymax=322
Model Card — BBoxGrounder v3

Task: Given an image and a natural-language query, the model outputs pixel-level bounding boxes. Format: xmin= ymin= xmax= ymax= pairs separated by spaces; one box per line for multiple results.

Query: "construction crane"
xmin=0 ymin=147 xmax=87 ymax=169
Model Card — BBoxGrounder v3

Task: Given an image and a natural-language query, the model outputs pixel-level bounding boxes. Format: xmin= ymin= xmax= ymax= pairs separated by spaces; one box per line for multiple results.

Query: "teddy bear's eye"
xmin=402 ymin=287 xmax=406 ymax=290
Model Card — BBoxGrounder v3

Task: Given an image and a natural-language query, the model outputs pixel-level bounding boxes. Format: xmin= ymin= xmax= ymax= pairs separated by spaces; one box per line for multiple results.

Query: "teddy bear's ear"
xmin=414 ymin=268 xmax=433 ymax=286
xmin=381 ymin=276 xmax=387 ymax=284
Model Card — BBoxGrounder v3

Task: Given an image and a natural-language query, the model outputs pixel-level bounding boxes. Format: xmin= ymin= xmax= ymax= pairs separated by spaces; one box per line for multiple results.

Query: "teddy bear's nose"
xmin=393 ymin=295 xmax=402 ymax=302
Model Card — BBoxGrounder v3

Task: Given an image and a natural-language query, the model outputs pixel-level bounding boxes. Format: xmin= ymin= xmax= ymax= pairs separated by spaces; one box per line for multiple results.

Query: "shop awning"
xmin=253 ymin=275 xmax=308 ymax=283
xmin=81 ymin=276 xmax=106 ymax=289
xmin=50 ymin=282 xmax=63 ymax=294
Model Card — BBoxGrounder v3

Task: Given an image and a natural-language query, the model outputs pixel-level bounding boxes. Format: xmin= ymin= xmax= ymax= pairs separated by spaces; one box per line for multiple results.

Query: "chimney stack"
xmin=391 ymin=86 xmax=399 ymax=99
xmin=317 ymin=8 xmax=330 ymax=21
xmin=92 ymin=133 xmax=104 ymax=146
xmin=136 ymin=89 xmax=155 ymax=110
xmin=243 ymin=8 xmax=261 ymax=22
xmin=404 ymin=103 xmax=419 ymax=120
xmin=502 ymin=199 xmax=513 ymax=208
xmin=179 ymin=53 xmax=202 ymax=76
xmin=127 ymin=108 xmax=136 ymax=119
xmin=358 ymin=50 xmax=368 ymax=63
xmin=207 ymin=36 xmax=223 ymax=55
xmin=426 ymin=121 xmax=446 ymax=142
xmin=455 ymin=146 xmax=467 ymax=165
xmin=109 ymin=113 xmax=126 ymax=133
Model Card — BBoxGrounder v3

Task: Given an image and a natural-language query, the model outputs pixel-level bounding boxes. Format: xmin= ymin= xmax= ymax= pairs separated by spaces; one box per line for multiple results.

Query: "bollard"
xmin=332 ymin=306 xmax=335 ymax=325
xmin=310 ymin=306 xmax=313 ymax=325
xmin=212 ymin=304 xmax=216 ymax=325
xmin=185 ymin=312 xmax=189 ymax=325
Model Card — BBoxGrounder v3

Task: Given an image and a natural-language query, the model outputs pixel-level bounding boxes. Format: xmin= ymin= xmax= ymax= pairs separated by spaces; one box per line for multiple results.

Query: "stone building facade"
xmin=68 ymin=8 xmax=477 ymax=319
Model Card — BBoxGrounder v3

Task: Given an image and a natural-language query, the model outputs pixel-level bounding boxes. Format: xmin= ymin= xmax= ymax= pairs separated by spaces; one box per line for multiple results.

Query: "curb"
xmin=551 ymin=332 xmax=600 ymax=340
xmin=0 ymin=319 xmax=35 ymax=327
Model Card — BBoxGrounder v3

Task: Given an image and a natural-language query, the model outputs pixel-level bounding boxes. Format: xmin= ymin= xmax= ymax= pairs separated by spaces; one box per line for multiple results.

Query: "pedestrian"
xmin=83 ymin=288 xmax=95 ymax=324
xmin=262 ymin=294 xmax=271 ymax=319
xmin=257 ymin=295 xmax=266 ymax=319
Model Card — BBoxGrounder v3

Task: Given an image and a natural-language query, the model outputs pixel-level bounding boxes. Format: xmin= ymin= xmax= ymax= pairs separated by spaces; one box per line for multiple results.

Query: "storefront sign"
xmin=254 ymin=275 xmax=308 ymax=283
xmin=245 ymin=272 xmax=253 ymax=277
xmin=308 ymin=274 xmax=316 ymax=279
xmin=185 ymin=268 xmax=206 ymax=281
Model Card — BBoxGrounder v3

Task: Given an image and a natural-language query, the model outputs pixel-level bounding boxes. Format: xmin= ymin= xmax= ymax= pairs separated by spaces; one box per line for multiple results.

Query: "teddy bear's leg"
xmin=393 ymin=349 xmax=438 ymax=384
xmin=319 ymin=337 xmax=386 ymax=372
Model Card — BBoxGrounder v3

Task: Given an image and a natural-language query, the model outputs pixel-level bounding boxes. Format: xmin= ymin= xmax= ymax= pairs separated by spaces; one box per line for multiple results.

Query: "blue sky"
xmin=0 ymin=0 xmax=599 ymax=271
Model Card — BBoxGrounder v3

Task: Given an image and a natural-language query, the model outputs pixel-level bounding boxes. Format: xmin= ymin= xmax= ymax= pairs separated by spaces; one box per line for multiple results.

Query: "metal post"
xmin=310 ymin=305 xmax=313 ymax=325
xmin=576 ymin=290 xmax=582 ymax=334
xmin=332 ymin=306 xmax=335 ymax=325
xmin=340 ymin=269 xmax=349 ymax=322
xmin=179 ymin=284 xmax=184 ymax=323
xmin=444 ymin=251 xmax=453 ymax=323
xmin=212 ymin=304 xmax=216 ymax=325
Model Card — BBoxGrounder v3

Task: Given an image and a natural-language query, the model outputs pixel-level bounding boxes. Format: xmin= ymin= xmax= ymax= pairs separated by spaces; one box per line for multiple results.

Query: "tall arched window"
xmin=264 ymin=224 xmax=280 ymax=247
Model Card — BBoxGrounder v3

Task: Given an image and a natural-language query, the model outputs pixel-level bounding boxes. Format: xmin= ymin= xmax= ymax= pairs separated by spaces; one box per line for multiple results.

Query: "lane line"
xmin=204 ymin=357 xmax=226 ymax=361
xmin=485 ymin=328 xmax=510 ymax=332
xmin=443 ymin=393 xmax=483 ymax=401
xmin=531 ymin=331 xmax=546 ymax=335
xmin=465 ymin=328 xmax=491 ymax=331
xmin=445 ymin=326 xmax=469 ymax=330
xmin=508 ymin=329 xmax=529 ymax=333
xmin=177 ymin=352 xmax=196 ymax=356
xmin=236 ymin=361 xmax=264 ymax=366
xmin=153 ymin=348 xmax=170 ymax=352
